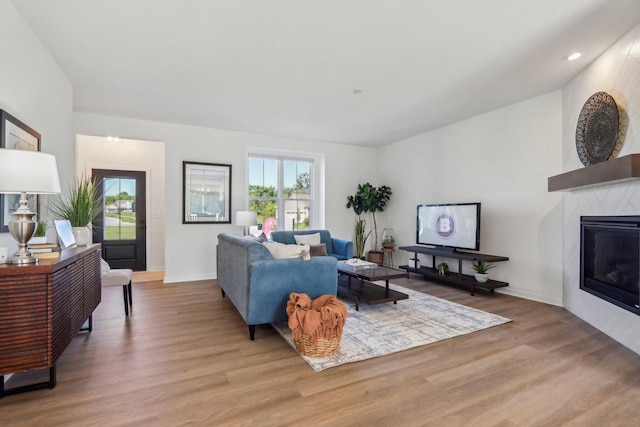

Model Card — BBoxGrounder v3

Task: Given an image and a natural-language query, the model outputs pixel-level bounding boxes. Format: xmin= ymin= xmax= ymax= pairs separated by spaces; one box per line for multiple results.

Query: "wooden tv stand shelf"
xmin=398 ymin=246 xmax=509 ymax=296
xmin=0 ymin=244 xmax=102 ymax=398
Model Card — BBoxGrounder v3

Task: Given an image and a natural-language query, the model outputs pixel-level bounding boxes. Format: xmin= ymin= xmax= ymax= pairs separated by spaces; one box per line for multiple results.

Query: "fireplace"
xmin=581 ymin=216 xmax=640 ymax=315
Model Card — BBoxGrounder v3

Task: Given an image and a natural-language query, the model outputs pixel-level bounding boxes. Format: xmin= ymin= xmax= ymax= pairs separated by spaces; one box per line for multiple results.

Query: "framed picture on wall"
xmin=182 ymin=161 xmax=232 ymax=224
xmin=0 ymin=110 xmax=42 ymax=233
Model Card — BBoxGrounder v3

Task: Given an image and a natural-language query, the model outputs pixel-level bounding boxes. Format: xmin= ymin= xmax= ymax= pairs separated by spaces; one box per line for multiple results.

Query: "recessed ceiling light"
xmin=107 ymin=136 xmax=120 ymax=142
xmin=351 ymin=89 xmax=363 ymax=95
xmin=565 ymin=52 xmax=584 ymax=61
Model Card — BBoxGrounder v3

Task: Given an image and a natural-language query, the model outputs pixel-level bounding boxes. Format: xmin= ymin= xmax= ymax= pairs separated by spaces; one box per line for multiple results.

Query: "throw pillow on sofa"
xmin=309 ymin=243 xmax=328 ymax=257
xmin=294 ymin=233 xmax=321 ymax=245
xmin=263 ymin=241 xmax=310 ymax=260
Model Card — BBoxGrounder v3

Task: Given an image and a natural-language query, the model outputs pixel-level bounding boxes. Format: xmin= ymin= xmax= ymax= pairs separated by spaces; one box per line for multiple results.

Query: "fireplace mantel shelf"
xmin=548 ymin=154 xmax=640 ymax=192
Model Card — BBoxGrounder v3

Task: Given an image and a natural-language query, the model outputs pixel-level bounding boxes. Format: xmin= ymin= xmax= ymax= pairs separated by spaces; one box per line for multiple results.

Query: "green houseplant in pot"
xmin=49 ymin=176 xmax=102 ymax=246
xmin=346 ymin=189 xmax=372 ymax=259
xmin=471 ymin=261 xmax=495 ymax=283
xmin=358 ymin=183 xmax=392 ymax=265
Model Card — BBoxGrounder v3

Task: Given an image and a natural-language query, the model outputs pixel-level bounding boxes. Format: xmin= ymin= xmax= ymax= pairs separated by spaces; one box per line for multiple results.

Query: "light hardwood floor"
xmin=2 ymin=275 xmax=640 ymax=426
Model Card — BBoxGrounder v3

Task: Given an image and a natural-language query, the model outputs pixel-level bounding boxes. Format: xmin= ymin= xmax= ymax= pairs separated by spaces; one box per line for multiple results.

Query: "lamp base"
xmin=8 ymin=197 xmax=38 ymax=265
xmin=9 ymin=251 xmax=38 ymax=265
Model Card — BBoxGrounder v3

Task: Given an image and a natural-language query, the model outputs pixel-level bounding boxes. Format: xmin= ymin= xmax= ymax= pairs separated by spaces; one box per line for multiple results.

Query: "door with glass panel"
xmin=92 ymin=169 xmax=146 ymax=271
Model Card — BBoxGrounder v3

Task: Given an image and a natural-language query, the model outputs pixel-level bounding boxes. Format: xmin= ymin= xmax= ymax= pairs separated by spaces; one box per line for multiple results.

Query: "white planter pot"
xmin=28 ymin=236 xmax=47 ymax=245
xmin=72 ymin=226 xmax=91 ymax=246
xmin=474 ymin=273 xmax=489 ymax=283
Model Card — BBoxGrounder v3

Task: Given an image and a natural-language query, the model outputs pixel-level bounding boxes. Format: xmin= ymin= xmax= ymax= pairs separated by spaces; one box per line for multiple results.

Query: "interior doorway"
xmin=92 ymin=169 xmax=147 ymax=271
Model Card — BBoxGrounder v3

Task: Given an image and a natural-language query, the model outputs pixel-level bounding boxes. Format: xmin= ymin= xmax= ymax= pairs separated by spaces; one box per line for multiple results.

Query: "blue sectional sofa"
xmin=270 ymin=229 xmax=353 ymax=260
xmin=216 ymin=233 xmax=338 ymax=340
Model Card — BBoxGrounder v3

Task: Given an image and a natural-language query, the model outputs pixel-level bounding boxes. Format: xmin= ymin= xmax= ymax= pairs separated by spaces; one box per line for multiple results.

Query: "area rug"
xmin=272 ymin=283 xmax=511 ymax=372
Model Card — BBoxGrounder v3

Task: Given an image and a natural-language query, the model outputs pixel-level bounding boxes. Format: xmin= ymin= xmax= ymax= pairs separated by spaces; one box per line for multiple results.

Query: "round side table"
xmin=381 ymin=247 xmax=395 ymax=267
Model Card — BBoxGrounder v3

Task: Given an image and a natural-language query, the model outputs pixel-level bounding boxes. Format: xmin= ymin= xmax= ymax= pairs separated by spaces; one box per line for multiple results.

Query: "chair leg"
xmin=122 ymin=285 xmax=129 ymax=316
xmin=127 ymin=281 xmax=133 ymax=309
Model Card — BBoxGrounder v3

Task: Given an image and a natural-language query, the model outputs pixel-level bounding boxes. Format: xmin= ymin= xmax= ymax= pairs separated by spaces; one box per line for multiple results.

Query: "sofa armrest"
xmin=331 ymin=237 xmax=353 ymax=260
xmin=246 ymin=257 xmax=337 ymax=324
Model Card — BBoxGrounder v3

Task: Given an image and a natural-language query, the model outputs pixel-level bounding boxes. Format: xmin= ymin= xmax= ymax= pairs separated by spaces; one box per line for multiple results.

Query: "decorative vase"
xmin=381 ymin=228 xmax=395 ymax=249
xmin=474 ymin=273 xmax=489 ymax=283
xmin=72 ymin=226 xmax=91 ymax=246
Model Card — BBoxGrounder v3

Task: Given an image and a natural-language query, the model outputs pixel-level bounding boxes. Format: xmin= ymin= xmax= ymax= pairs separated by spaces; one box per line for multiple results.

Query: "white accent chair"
xmin=100 ymin=259 xmax=133 ymax=316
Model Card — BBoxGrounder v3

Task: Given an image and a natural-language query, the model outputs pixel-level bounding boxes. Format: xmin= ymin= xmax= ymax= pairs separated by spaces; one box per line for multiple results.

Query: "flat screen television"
xmin=416 ymin=203 xmax=481 ymax=251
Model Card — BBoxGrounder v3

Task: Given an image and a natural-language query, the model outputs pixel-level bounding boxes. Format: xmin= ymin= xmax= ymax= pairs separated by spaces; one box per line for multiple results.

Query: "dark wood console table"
xmin=398 ymin=246 xmax=509 ymax=296
xmin=0 ymin=244 xmax=102 ymax=398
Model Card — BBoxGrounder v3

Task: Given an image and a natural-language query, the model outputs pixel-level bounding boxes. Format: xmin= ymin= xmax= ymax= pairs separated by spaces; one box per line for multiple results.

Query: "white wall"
xmin=562 ymin=24 xmax=640 ymax=355
xmin=0 ymin=0 xmax=74 ymax=252
xmin=74 ymin=113 xmax=377 ymax=283
xmin=76 ymin=135 xmax=165 ymax=271
xmin=379 ymin=92 xmax=564 ymax=306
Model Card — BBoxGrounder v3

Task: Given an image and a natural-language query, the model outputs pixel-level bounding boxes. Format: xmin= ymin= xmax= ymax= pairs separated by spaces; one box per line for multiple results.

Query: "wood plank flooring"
xmin=1 ymin=275 xmax=640 ymax=426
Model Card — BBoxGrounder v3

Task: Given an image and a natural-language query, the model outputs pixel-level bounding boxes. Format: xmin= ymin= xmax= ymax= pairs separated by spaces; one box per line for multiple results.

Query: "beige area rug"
xmin=272 ymin=283 xmax=511 ymax=372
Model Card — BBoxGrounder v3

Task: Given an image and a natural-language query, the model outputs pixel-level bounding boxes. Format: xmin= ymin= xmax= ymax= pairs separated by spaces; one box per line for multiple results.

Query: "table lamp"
xmin=235 ymin=210 xmax=257 ymax=236
xmin=0 ymin=149 xmax=61 ymax=264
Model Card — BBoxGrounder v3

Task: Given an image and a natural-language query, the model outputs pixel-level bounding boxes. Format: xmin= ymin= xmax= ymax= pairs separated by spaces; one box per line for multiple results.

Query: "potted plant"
xmin=437 ymin=262 xmax=449 ymax=276
xmin=381 ymin=228 xmax=395 ymax=248
xmin=346 ymin=190 xmax=372 ymax=259
xmin=358 ymin=183 xmax=392 ymax=264
xmin=28 ymin=219 xmax=49 ymax=244
xmin=49 ymin=176 xmax=102 ymax=246
xmin=471 ymin=261 xmax=495 ymax=283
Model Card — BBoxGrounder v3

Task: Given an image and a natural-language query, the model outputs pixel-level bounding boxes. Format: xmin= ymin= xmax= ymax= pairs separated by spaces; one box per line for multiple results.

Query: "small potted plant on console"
xmin=436 ymin=262 xmax=449 ymax=276
xmin=471 ymin=261 xmax=494 ymax=283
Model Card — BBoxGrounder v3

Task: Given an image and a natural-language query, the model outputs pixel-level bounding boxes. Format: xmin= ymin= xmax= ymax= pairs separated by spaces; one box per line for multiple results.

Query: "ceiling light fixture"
xmin=565 ymin=52 xmax=584 ymax=61
xmin=351 ymin=89 xmax=363 ymax=95
xmin=107 ymin=136 xmax=120 ymax=142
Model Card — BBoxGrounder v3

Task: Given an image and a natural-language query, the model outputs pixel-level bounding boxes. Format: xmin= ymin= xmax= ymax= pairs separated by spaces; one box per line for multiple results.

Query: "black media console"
xmin=398 ymin=245 xmax=509 ymax=296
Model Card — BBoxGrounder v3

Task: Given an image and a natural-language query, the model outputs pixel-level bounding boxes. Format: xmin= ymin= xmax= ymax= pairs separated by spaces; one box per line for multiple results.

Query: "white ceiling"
xmin=11 ymin=0 xmax=640 ymax=146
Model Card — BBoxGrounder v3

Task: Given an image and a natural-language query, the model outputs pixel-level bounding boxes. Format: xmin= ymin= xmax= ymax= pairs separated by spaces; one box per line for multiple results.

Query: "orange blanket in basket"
xmin=286 ymin=293 xmax=348 ymax=344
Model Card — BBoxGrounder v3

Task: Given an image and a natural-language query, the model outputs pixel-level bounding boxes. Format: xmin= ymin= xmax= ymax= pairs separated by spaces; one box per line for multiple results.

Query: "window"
xmin=248 ymin=154 xmax=315 ymax=235
xmin=103 ymin=177 xmax=137 ymax=240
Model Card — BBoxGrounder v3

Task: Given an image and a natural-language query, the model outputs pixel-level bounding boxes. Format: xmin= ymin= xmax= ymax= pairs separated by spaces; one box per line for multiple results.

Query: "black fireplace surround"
xmin=581 ymin=216 xmax=640 ymax=315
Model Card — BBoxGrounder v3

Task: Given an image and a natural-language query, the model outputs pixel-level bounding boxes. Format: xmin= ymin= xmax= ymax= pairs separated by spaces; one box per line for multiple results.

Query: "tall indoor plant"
xmin=358 ymin=183 xmax=392 ymax=264
xmin=347 ymin=183 xmax=392 ymax=263
xmin=346 ymin=189 xmax=371 ymax=259
xmin=49 ymin=176 xmax=102 ymax=245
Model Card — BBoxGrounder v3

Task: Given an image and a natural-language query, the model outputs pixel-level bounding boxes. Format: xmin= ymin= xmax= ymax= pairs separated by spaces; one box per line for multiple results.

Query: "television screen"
xmin=417 ymin=203 xmax=481 ymax=251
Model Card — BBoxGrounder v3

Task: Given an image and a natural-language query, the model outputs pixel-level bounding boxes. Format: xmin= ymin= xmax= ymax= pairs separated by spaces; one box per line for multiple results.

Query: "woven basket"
xmin=293 ymin=330 xmax=342 ymax=358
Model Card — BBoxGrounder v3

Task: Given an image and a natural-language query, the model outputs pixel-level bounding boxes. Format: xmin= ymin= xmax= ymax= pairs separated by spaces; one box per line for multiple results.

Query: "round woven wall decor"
xmin=575 ymin=91 xmax=619 ymax=166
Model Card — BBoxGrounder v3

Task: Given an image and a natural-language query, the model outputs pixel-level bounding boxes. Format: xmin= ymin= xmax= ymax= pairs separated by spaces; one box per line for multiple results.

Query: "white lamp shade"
xmin=0 ymin=149 xmax=61 ymax=194
xmin=235 ymin=210 xmax=257 ymax=227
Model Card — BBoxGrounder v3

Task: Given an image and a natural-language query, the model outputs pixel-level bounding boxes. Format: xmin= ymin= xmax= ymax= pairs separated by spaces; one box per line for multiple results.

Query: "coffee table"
xmin=336 ymin=261 xmax=409 ymax=310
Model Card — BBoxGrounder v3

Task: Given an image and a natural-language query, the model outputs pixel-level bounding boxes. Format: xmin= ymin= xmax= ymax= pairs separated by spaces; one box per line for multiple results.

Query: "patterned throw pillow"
xmin=100 ymin=258 xmax=111 ymax=277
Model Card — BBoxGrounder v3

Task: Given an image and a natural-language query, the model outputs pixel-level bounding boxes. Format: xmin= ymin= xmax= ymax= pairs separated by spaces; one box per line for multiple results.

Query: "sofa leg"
xmin=249 ymin=325 xmax=255 ymax=340
xmin=221 ymin=288 xmax=226 ymax=298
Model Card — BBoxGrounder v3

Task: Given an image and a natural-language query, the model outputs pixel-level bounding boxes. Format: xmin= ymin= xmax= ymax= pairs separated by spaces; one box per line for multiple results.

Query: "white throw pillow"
xmin=294 ymin=233 xmax=321 ymax=245
xmin=263 ymin=242 xmax=310 ymax=260
xmin=100 ymin=258 xmax=111 ymax=277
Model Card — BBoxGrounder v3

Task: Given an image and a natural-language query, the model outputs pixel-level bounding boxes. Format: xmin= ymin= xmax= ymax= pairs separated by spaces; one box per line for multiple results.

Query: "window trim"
xmin=246 ymin=147 xmax=324 ymax=230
